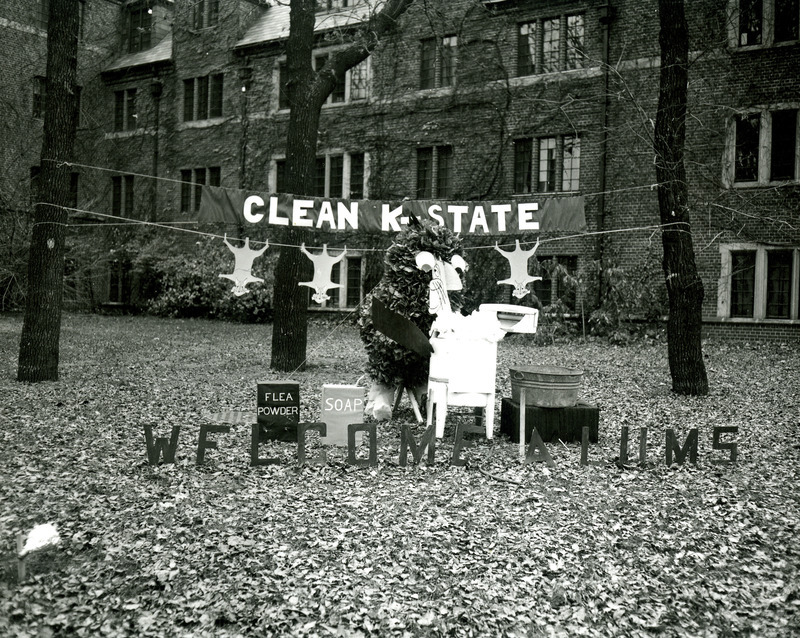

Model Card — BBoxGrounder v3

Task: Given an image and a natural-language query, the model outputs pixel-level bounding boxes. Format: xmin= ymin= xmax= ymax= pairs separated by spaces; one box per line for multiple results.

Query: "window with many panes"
xmin=730 ymin=108 xmax=799 ymax=185
xmin=32 ymin=76 xmax=46 ymax=119
xmin=517 ymin=14 xmax=585 ymax=76
xmin=719 ymin=244 xmax=800 ymax=320
xmin=193 ymin=0 xmax=219 ymax=29
xmin=274 ymin=152 xmax=367 ymax=199
xmin=514 ymin=135 xmax=581 ymax=193
xmin=316 ymin=0 xmax=351 ymax=11
xmin=416 ymin=146 xmax=453 ymax=199
xmin=113 ymin=88 xmax=138 ymax=132
xmin=277 ymin=57 xmax=368 ymax=110
xmin=420 ymin=36 xmax=457 ymax=90
xmin=180 ymin=167 xmax=220 ymax=213
xmin=183 ymin=74 xmax=224 ymax=121
xmin=111 ymin=175 xmax=135 ymax=218
xmin=532 ymin=255 xmax=578 ymax=310
xmin=128 ymin=4 xmax=151 ymax=53
xmin=736 ymin=0 xmax=799 ymax=46
xmin=308 ymin=253 xmax=364 ymax=310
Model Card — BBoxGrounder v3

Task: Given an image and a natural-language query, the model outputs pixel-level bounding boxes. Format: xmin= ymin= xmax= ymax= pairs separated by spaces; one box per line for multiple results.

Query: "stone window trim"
xmin=275 ymin=53 xmax=370 ymax=112
xmin=728 ymin=0 xmax=800 ymax=50
xmin=717 ymin=243 xmax=800 ymax=322
xmin=723 ymin=105 xmax=800 ymax=187
xmin=271 ymin=151 xmax=370 ymax=200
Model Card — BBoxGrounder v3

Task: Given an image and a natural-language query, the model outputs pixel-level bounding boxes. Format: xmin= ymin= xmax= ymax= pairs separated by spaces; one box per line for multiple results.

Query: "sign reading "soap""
xmin=320 ymin=384 xmax=366 ymax=446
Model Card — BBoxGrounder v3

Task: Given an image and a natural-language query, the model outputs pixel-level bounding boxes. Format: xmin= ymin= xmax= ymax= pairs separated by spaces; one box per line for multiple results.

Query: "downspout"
xmin=238 ymin=64 xmax=253 ymax=190
xmin=596 ymin=4 xmax=615 ymax=305
xmin=150 ymin=77 xmax=163 ymax=222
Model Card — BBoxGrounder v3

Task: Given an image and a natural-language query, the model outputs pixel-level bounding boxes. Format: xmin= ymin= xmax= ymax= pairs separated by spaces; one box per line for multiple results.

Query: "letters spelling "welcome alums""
xmin=143 ymin=423 xmax=738 ymax=468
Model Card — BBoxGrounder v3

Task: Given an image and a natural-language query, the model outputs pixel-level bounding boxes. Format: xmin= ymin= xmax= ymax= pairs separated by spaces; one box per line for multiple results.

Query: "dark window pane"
xmin=766 ymin=250 xmax=793 ymax=318
xmin=775 ymin=0 xmax=799 ymax=42
xmin=517 ymin=22 xmax=536 ymax=76
xmin=112 ymin=176 xmax=122 ymax=215
xmin=197 ymin=76 xmax=209 ymax=119
xmin=124 ymin=175 xmax=134 ymax=216
xmin=730 ymin=250 xmax=756 ymax=317
xmin=329 ymin=155 xmax=344 ymax=198
xmin=114 ymin=90 xmax=124 ymax=131
xmin=349 ymin=153 xmax=364 ymax=199
xmin=739 ymin=0 xmax=763 ymax=45
xmin=69 ymin=172 xmax=79 ymax=208
xmin=346 ymin=257 xmax=362 ymax=307
xmin=183 ymin=79 xmax=195 ymax=121
xmin=771 ymin=109 xmax=797 ymax=181
xmin=194 ymin=0 xmax=205 ymax=29
xmin=416 ymin=148 xmax=433 ymax=199
xmin=514 ymin=138 xmax=533 ymax=193
xmin=328 ymin=262 xmax=341 ymax=307
xmin=208 ymin=166 xmax=221 ymax=187
xmin=735 ymin=113 xmax=760 ymax=182
xmin=314 ymin=157 xmax=327 ymax=197
xmin=208 ymin=0 xmax=219 ymax=26
xmin=125 ymin=89 xmax=136 ymax=130
xmin=180 ymin=169 xmax=192 ymax=213
xmin=33 ymin=76 xmax=46 ymax=119
xmin=209 ymin=74 xmax=223 ymax=117
xmin=420 ymin=38 xmax=436 ymax=89
xmin=276 ymin=160 xmax=286 ymax=193
xmin=193 ymin=168 xmax=206 ymax=212
xmin=437 ymin=146 xmax=453 ymax=198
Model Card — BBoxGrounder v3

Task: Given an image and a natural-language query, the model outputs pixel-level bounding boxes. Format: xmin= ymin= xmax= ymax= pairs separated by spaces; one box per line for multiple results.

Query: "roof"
xmin=236 ymin=2 xmax=383 ymax=49
xmin=104 ymin=33 xmax=173 ymax=73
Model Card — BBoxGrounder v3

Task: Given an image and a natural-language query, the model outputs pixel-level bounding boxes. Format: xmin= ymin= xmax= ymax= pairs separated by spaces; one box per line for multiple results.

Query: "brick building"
xmin=1 ymin=0 xmax=798 ymax=340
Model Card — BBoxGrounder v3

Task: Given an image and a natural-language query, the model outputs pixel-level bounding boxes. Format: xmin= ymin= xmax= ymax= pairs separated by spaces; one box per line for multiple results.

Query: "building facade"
xmin=1 ymin=0 xmax=798 ymax=340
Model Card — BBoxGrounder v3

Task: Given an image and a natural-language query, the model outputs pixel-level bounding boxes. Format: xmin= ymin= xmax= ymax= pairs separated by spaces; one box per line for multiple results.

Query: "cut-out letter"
xmin=297 ymin=422 xmax=328 ymax=467
xmin=400 ymin=423 xmax=436 ymax=467
xmin=525 ymin=427 xmax=555 ymax=467
xmin=196 ymin=424 xmax=230 ymax=465
xmin=144 ymin=425 xmax=180 ymax=465
xmin=665 ymin=428 xmax=698 ymax=466
xmin=250 ymin=423 xmax=280 ymax=467
xmin=347 ymin=423 xmax=377 ymax=467
xmin=711 ymin=426 xmax=738 ymax=464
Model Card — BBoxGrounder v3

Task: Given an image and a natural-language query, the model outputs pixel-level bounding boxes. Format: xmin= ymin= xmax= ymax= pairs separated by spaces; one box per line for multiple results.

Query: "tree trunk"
xmin=270 ymin=0 xmax=416 ymax=371
xmin=654 ymin=0 xmax=708 ymax=395
xmin=17 ymin=0 xmax=80 ymax=382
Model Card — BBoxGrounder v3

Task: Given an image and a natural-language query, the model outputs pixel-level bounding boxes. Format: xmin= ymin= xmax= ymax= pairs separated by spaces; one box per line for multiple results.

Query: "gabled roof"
xmin=104 ymin=33 xmax=173 ymax=73
xmin=236 ymin=2 xmax=383 ymax=49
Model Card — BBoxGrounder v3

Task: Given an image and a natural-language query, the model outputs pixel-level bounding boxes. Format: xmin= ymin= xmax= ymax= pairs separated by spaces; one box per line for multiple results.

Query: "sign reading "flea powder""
xmin=257 ymin=381 xmax=299 ymax=442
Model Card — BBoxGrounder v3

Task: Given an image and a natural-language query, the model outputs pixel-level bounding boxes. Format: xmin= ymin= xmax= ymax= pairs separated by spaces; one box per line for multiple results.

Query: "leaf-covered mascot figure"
xmin=359 ymin=221 xmax=464 ymax=420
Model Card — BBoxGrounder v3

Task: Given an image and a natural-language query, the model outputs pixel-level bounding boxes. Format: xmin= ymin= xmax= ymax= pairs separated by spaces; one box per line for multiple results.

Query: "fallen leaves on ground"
xmin=0 ymin=313 xmax=798 ymax=637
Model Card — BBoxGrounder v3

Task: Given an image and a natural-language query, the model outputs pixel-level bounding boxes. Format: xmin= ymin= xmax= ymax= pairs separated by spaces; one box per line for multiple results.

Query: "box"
xmin=257 ymin=381 xmax=300 ymax=442
xmin=500 ymin=398 xmax=599 ymax=443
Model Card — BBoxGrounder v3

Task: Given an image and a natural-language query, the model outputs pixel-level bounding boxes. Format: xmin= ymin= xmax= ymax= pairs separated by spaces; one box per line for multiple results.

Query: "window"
xmin=719 ymin=244 xmax=800 ymax=320
xmin=128 ymin=4 xmax=151 ymax=53
xmin=113 ymin=88 xmax=137 ymax=132
xmin=420 ymin=36 xmax=457 ymax=90
xmin=183 ymin=74 xmax=224 ymax=121
xmin=317 ymin=0 xmax=351 ymax=11
xmin=730 ymin=108 xmax=800 ymax=185
xmin=518 ymin=14 xmax=585 ymax=76
xmin=180 ymin=167 xmax=220 ymax=213
xmin=38 ymin=0 xmax=49 ymax=30
xmin=309 ymin=254 xmax=364 ymax=310
xmin=33 ymin=76 xmax=46 ymax=119
xmin=275 ymin=152 xmax=367 ymax=199
xmin=193 ymin=0 xmax=219 ymax=29
xmin=562 ymin=135 xmax=581 ymax=191
xmin=416 ymin=145 xmax=453 ymax=199
xmin=108 ymin=260 xmax=130 ymax=304
xmin=533 ymin=256 xmax=578 ymax=310
xmin=736 ymin=0 xmax=800 ymax=46
xmin=111 ymin=175 xmax=134 ymax=218
xmin=514 ymin=139 xmax=533 ymax=193
xmin=538 ymin=137 xmax=557 ymax=192
xmin=277 ymin=57 xmax=368 ymax=109
xmin=515 ymin=135 xmax=581 ymax=193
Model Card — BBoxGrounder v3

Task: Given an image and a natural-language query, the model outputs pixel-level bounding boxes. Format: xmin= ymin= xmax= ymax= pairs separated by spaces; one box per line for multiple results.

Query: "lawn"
xmin=1 ymin=313 xmax=798 ymax=638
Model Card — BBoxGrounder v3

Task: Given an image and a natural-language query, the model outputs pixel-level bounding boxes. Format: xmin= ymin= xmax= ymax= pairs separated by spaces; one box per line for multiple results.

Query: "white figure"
xmin=299 ymin=243 xmax=347 ymax=304
xmin=219 ymin=234 xmax=269 ymax=296
xmin=494 ymin=238 xmax=542 ymax=299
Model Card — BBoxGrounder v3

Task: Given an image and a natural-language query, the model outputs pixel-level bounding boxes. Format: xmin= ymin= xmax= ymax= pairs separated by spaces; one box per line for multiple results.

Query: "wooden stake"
xmin=16 ymin=533 xmax=26 ymax=582
xmin=519 ymin=387 xmax=526 ymax=462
